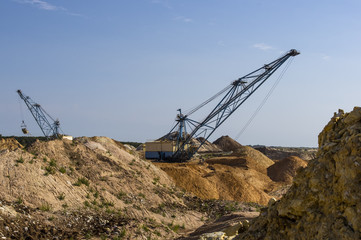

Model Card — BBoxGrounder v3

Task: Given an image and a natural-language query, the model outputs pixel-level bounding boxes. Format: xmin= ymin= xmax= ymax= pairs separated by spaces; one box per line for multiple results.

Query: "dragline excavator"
xmin=17 ymin=89 xmax=68 ymax=139
xmin=145 ymin=49 xmax=300 ymax=161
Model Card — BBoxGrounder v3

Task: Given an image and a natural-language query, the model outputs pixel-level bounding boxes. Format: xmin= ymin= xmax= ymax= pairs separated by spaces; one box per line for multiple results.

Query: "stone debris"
xmin=199 ymin=231 xmax=226 ymax=240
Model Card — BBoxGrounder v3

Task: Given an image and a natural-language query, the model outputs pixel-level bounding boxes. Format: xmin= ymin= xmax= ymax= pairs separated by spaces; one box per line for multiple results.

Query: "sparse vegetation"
xmin=16 ymin=197 xmax=23 ymax=204
xmin=167 ymin=222 xmax=184 ymax=233
xmin=59 ymin=166 xmax=66 ymax=173
xmin=141 ymin=224 xmax=149 ymax=232
xmin=94 ymin=191 xmax=99 ymax=199
xmin=74 ymin=177 xmax=90 ymax=186
xmin=57 ymin=192 xmax=65 ymax=200
xmin=101 ymin=200 xmax=114 ymax=208
xmin=117 ymin=191 xmax=126 ymax=200
xmin=39 ymin=202 xmax=52 ymax=211
xmin=44 ymin=165 xmax=56 ymax=175
xmin=152 ymin=176 xmax=160 ymax=185
xmin=16 ymin=156 xmax=24 ymax=163
xmin=84 ymin=200 xmax=90 ymax=207
xmin=49 ymin=158 xmax=57 ymax=167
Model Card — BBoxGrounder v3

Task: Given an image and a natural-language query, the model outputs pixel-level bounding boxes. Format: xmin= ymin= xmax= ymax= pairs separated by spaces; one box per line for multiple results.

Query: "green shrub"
xmin=16 ymin=157 xmax=24 ymax=163
xmin=59 ymin=167 xmax=66 ymax=174
xmin=117 ymin=191 xmax=126 ymax=200
xmin=16 ymin=197 xmax=23 ymax=204
xmin=39 ymin=202 xmax=52 ymax=211
xmin=74 ymin=177 xmax=90 ymax=186
xmin=84 ymin=201 xmax=90 ymax=207
xmin=49 ymin=159 xmax=57 ymax=167
xmin=57 ymin=192 xmax=65 ymax=200
xmin=45 ymin=166 xmax=56 ymax=175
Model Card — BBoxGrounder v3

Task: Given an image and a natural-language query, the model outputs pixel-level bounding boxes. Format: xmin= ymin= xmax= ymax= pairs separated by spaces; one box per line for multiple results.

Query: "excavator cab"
xmin=21 ymin=121 xmax=29 ymax=134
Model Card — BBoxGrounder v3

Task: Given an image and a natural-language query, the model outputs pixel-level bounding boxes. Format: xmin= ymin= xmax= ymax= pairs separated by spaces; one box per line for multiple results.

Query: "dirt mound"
xmin=213 ymin=135 xmax=243 ymax=152
xmin=0 ymin=138 xmax=23 ymax=152
xmin=193 ymin=137 xmax=222 ymax=152
xmin=0 ymin=136 xmax=208 ymax=239
xmin=155 ymin=155 xmax=280 ymax=205
xmin=154 ymin=145 xmax=280 ymax=206
xmin=231 ymin=146 xmax=274 ymax=174
xmin=267 ymin=156 xmax=308 ymax=183
xmin=237 ymin=107 xmax=361 ymax=239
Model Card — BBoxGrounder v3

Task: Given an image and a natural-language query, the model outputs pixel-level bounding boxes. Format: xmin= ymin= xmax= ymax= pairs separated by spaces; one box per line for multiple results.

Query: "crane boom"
xmin=17 ymin=90 xmax=60 ymax=139
xmin=170 ymin=49 xmax=300 ymax=161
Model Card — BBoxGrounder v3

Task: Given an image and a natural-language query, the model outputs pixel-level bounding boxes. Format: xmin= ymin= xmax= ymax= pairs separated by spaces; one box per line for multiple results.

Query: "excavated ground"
xmin=153 ymin=144 xmax=299 ymax=206
xmin=0 ymin=137 xmax=268 ymax=239
xmin=0 ymin=137 xmax=204 ymax=239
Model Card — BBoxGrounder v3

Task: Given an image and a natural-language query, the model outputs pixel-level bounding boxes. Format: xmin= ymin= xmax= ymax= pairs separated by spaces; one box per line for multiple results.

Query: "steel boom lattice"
xmin=169 ymin=49 xmax=300 ymax=161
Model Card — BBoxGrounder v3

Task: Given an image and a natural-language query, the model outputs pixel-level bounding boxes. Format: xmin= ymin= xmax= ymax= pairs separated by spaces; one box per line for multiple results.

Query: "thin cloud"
xmin=14 ymin=0 xmax=64 ymax=11
xmin=174 ymin=16 xmax=193 ymax=23
xmin=322 ymin=55 xmax=331 ymax=61
xmin=13 ymin=0 xmax=84 ymax=17
xmin=253 ymin=43 xmax=274 ymax=51
xmin=217 ymin=40 xmax=226 ymax=47
xmin=151 ymin=0 xmax=172 ymax=9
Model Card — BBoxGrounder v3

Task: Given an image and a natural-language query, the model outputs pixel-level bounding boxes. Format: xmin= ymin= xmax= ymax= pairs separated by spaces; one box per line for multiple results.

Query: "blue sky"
xmin=1 ymin=0 xmax=361 ymax=147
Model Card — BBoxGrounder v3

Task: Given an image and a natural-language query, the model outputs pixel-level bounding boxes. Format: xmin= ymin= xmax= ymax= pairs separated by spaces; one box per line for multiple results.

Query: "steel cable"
xmin=235 ymin=57 xmax=294 ymax=140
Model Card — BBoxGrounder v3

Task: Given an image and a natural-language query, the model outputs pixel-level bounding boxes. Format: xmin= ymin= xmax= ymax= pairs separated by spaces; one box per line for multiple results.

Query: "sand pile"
xmin=236 ymin=107 xmax=361 ymax=239
xmin=0 ymin=138 xmax=23 ymax=152
xmin=155 ymin=147 xmax=280 ymax=205
xmin=232 ymin=146 xmax=274 ymax=174
xmin=213 ymin=135 xmax=243 ymax=152
xmin=0 ymin=137 xmax=208 ymax=239
xmin=155 ymin=160 xmax=276 ymax=205
xmin=193 ymin=137 xmax=222 ymax=152
xmin=267 ymin=156 xmax=307 ymax=183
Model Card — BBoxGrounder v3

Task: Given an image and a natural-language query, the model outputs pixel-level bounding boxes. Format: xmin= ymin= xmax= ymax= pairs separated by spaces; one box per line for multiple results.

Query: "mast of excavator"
xmin=170 ymin=49 xmax=300 ymax=161
xmin=17 ymin=89 xmax=61 ymax=139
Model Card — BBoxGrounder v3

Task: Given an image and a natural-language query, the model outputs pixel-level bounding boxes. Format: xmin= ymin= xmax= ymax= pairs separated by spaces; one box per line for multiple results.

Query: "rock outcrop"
xmin=237 ymin=107 xmax=361 ymax=239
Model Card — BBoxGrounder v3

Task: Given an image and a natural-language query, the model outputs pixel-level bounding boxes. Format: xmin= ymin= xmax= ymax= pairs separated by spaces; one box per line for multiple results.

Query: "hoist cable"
xmin=185 ymin=84 xmax=233 ymax=116
xmin=235 ymin=57 xmax=294 ymax=140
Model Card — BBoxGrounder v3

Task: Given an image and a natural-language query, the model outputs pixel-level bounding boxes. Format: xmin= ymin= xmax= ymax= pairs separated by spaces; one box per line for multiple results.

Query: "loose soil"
xmin=153 ymin=146 xmax=283 ymax=205
xmin=0 ymin=137 xmax=264 ymax=239
xmin=213 ymin=135 xmax=243 ymax=152
xmin=267 ymin=156 xmax=308 ymax=183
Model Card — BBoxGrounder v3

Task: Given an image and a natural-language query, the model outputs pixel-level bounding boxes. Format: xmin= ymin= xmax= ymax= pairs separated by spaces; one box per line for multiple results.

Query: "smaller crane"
xmin=17 ymin=89 xmax=61 ymax=139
